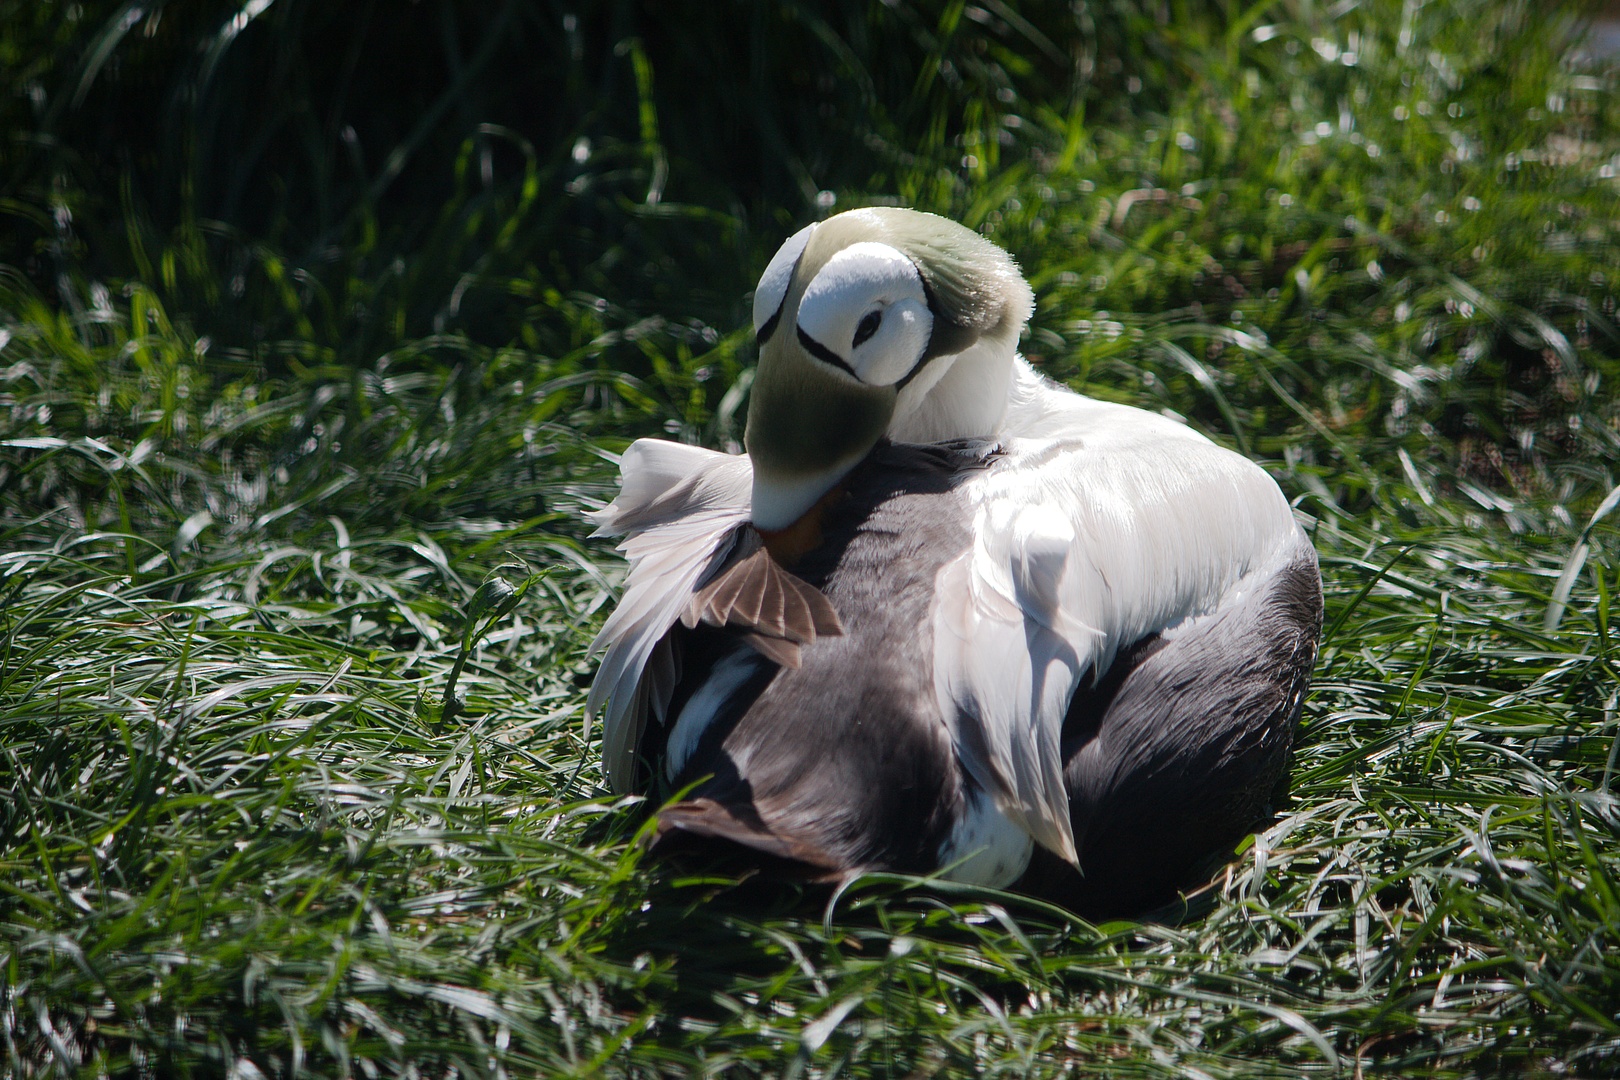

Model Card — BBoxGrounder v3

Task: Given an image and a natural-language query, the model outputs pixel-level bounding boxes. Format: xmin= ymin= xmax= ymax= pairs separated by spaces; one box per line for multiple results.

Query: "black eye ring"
xmin=853 ymin=310 xmax=882 ymax=348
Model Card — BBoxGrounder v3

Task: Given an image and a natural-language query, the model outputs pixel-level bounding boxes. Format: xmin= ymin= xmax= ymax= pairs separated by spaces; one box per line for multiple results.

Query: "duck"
xmin=585 ymin=207 xmax=1321 ymax=918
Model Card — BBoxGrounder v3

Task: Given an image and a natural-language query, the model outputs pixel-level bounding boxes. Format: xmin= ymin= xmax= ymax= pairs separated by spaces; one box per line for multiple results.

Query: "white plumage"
xmin=584 ymin=442 xmax=751 ymax=793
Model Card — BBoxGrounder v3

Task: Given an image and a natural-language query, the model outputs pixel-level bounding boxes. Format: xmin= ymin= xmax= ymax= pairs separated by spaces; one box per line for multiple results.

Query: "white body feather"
xmin=933 ymin=361 xmax=1309 ymax=867
xmin=587 ymin=358 xmax=1309 ymax=882
xmin=585 ymin=441 xmax=752 ymax=793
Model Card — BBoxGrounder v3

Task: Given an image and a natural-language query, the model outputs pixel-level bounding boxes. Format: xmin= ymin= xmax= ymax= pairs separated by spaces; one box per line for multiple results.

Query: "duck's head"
xmin=744 ymin=207 xmax=1034 ymax=530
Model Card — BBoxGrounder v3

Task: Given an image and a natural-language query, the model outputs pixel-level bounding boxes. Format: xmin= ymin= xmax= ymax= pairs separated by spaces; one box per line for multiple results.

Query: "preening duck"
xmin=586 ymin=207 xmax=1322 ymax=918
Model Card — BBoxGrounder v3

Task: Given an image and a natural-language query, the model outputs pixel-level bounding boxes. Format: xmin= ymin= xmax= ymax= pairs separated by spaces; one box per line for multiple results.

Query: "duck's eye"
xmin=853 ymin=310 xmax=882 ymax=348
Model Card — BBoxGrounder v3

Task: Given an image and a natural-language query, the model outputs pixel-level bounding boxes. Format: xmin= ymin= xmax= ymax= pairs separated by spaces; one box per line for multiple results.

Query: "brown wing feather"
xmin=683 ymin=537 xmax=845 ymax=666
xmin=742 ymin=632 xmax=802 ymax=669
xmin=699 ymin=558 xmax=752 ymax=624
xmin=757 ymin=561 xmax=788 ymax=635
xmin=801 ymin=576 xmax=844 ymax=637
xmin=728 ymin=552 xmax=770 ymax=627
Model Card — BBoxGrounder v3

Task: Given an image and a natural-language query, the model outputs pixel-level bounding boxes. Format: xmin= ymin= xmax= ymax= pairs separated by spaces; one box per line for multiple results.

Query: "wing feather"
xmin=685 ymin=542 xmax=845 ymax=664
xmin=934 ymin=364 xmax=1311 ymax=866
xmin=586 ymin=440 xmax=754 ymax=793
xmin=586 ymin=438 xmax=845 ymax=792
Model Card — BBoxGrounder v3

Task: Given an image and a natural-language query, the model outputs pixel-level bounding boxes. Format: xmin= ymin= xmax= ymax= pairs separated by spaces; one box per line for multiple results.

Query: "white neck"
xmin=887 ymin=327 xmax=1020 ymax=444
xmin=1000 ymin=354 xmax=1093 ymax=436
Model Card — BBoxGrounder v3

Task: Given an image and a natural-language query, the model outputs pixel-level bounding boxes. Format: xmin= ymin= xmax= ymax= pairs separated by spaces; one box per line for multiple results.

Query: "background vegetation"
xmin=3 ymin=0 xmax=1619 ymax=1075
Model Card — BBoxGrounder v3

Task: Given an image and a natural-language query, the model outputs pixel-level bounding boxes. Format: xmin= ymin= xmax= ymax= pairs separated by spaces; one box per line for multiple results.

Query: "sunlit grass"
xmin=3 ymin=0 xmax=1619 ymax=1075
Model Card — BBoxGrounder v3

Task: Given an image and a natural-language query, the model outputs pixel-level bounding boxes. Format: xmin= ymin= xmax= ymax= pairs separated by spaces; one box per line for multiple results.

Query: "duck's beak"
xmin=743 ymin=327 xmax=894 ymax=531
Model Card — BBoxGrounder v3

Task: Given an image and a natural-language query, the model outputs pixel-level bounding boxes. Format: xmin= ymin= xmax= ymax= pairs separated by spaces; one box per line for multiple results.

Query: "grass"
xmin=3 ymin=0 xmax=1620 ymax=1075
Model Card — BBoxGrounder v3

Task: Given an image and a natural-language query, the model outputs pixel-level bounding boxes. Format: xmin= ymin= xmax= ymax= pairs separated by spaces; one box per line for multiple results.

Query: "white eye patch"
xmin=752 ymin=223 xmax=816 ymax=336
xmin=796 ymin=242 xmax=933 ymax=387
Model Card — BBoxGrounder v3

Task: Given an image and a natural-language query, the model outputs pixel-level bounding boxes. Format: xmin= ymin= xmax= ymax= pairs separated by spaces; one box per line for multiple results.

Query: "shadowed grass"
xmin=3 ymin=0 xmax=1620 ymax=1076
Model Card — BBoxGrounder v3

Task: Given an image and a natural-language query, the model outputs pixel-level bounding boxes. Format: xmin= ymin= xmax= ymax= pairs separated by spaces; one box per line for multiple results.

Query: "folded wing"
xmin=934 ymin=380 xmax=1311 ymax=866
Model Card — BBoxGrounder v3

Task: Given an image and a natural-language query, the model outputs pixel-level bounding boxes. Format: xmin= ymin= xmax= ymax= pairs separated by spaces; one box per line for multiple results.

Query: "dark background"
xmin=0 ymin=1 xmax=1253 ymax=362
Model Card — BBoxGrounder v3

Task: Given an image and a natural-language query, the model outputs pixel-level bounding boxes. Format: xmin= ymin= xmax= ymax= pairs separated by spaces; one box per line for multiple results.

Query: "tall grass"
xmin=3 ymin=0 xmax=1619 ymax=1075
